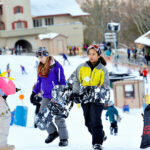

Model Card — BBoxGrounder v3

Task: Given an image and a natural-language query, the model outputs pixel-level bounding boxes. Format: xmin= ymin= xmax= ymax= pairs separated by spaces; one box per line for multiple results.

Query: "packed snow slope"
xmin=0 ymin=55 xmax=148 ymax=150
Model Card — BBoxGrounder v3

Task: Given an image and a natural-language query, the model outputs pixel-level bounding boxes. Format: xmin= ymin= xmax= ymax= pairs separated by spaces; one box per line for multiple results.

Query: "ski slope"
xmin=0 ymin=55 xmax=148 ymax=150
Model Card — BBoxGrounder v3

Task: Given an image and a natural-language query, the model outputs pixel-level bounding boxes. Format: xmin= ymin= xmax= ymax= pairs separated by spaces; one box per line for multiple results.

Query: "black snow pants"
xmin=81 ymin=102 xmax=104 ymax=145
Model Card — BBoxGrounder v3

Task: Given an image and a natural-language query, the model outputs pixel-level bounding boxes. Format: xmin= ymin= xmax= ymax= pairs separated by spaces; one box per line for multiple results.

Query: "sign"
xmin=105 ymin=33 xmax=116 ymax=38
xmin=105 ymin=38 xmax=117 ymax=42
xmin=105 ymin=32 xmax=116 ymax=43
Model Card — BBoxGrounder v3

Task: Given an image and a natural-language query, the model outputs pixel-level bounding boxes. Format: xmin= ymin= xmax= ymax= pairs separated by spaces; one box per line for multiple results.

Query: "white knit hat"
xmin=108 ymin=101 xmax=114 ymax=106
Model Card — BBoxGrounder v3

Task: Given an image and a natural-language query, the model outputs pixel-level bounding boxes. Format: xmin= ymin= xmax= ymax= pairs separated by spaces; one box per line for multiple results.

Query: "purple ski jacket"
xmin=33 ymin=60 xmax=66 ymax=99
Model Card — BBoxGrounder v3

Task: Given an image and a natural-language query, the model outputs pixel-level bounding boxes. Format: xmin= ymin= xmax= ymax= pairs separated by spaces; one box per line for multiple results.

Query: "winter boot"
xmin=110 ymin=127 xmax=113 ymax=135
xmin=0 ymin=145 xmax=15 ymax=150
xmin=59 ymin=139 xmax=68 ymax=147
xmin=114 ymin=127 xmax=118 ymax=136
xmin=93 ymin=144 xmax=103 ymax=150
xmin=45 ymin=131 xmax=59 ymax=144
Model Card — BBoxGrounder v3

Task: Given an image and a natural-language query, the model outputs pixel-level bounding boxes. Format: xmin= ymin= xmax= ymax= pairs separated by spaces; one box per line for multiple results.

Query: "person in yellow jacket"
xmin=71 ymin=44 xmax=110 ymax=150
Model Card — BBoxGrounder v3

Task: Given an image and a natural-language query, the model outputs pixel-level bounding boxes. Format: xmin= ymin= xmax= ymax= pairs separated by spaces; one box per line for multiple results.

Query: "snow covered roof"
xmin=30 ymin=0 xmax=89 ymax=17
xmin=38 ymin=33 xmax=67 ymax=40
xmin=135 ymin=31 xmax=150 ymax=46
xmin=38 ymin=33 xmax=59 ymax=40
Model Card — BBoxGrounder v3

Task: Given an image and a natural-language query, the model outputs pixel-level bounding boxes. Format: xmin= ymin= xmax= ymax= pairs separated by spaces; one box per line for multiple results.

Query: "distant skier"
xmin=106 ymin=101 xmax=121 ymax=136
xmin=6 ymin=63 xmax=10 ymax=77
xmin=62 ymin=53 xmax=70 ymax=65
xmin=127 ymin=47 xmax=131 ymax=60
xmin=20 ymin=65 xmax=27 ymax=75
xmin=142 ymin=67 xmax=148 ymax=83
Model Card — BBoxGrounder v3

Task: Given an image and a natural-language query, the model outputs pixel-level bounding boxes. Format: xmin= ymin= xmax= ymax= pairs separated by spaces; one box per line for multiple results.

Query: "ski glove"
xmin=30 ymin=91 xmax=41 ymax=105
xmin=70 ymin=93 xmax=80 ymax=104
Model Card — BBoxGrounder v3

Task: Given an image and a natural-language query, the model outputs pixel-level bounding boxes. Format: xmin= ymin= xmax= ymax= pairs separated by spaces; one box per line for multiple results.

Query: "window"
xmin=124 ymin=84 xmax=134 ymax=98
xmin=45 ymin=18 xmax=54 ymax=26
xmin=33 ymin=19 xmax=42 ymax=27
xmin=14 ymin=6 xmax=23 ymax=14
xmin=0 ymin=5 xmax=3 ymax=15
xmin=0 ymin=21 xmax=5 ymax=30
xmin=12 ymin=21 xmax=28 ymax=30
xmin=15 ymin=22 xmax=25 ymax=29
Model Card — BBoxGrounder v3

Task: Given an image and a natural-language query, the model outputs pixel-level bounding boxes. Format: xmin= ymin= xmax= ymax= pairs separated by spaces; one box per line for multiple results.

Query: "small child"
xmin=106 ymin=101 xmax=120 ymax=136
xmin=0 ymin=89 xmax=15 ymax=150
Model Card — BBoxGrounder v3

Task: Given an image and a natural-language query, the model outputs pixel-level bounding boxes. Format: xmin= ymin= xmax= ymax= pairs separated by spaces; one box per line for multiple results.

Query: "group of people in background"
xmin=127 ymin=47 xmax=137 ymax=60
xmin=0 ymin=45 xmax=23 ymax=56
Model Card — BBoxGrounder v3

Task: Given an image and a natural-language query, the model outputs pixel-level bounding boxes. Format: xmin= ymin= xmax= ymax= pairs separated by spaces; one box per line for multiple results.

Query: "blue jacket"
xmin=34 ymin=60 xmax=66 ymax=99
xmin=106 ymin=106 xmax=119 ymax=123
xmin=62 ymin=53 xmax=67 ymax=60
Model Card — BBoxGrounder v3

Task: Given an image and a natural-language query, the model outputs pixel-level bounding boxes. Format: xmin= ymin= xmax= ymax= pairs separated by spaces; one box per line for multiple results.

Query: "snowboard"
xmin=35 ymin=83 xmax=73 ymax=130
xmin=79 ymin=85 xmax=110 ymax=104
xmin=140 ymin=104 xmax=150 ymax=149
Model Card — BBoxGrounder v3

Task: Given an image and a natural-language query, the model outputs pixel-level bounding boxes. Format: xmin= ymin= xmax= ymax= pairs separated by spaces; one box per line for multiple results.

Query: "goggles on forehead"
xmin=87 ymin=44 xmax=101 ymax=55
xmin=36 ymin=51 xmax=49 ymax=57
xmin=87 ymin=45 xmax=99 ymax=51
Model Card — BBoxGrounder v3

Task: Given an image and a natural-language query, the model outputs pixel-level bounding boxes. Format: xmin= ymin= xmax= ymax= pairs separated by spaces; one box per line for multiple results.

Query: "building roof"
xmin=135 ymin=31 xmax=150 ymax=46
xmin=31 ymin=0 xmax=89 ymax=17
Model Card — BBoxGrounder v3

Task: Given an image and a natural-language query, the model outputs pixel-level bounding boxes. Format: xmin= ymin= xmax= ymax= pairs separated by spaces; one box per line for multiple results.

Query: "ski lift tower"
xmin=105 ymin=22 xmax=120 ymax=62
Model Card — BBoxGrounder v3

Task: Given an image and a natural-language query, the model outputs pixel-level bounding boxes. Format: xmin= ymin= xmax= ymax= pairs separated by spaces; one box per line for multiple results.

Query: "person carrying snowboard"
xmin=30 ymin=47 xmax=69 ymax=147
xmin=70 ymin=44 xmax=110 ymax=150
xmin=106 ymin=101 xmax=120 ymax=136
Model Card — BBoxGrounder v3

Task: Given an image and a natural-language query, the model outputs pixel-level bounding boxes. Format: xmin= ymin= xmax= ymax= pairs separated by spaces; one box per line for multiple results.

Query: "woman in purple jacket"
xmin=30 ymin=47 xmax=68 ymax=147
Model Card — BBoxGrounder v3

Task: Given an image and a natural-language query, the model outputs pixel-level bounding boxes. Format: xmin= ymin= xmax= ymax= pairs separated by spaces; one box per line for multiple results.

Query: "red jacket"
xmin=142 ymin=69 xmax=148 ymax=77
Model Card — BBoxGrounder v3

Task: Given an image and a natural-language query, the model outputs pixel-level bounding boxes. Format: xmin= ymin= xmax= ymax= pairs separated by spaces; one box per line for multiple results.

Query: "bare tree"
xmin=81 ymin=0 xmax=120 ymax=44
xmin=81 ymin=0 xmax=150 ymax=45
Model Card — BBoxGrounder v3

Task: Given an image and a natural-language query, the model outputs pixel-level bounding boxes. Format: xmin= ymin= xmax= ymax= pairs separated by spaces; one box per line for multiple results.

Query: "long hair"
xmin=99 ymin=56 xmax=107 ymax=66
xmin=38 ymin=56 xmax=53 ymax=77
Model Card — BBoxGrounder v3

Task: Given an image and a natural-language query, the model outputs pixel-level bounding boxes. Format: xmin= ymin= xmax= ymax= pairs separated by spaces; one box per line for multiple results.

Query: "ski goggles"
xmin=36 ymin=51 xmax=49 ymax=58
xmin=87 ymin=44 xmax=101 ymax=55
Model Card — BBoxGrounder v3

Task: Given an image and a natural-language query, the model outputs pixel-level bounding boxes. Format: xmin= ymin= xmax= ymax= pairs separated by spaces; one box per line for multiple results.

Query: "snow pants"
xmin=81 ymin=102 xmax=104 ymax=145
xmin=40 ymin=98 xmax=69 ymax=140
xmin=110 ymin=121 xmax=118 ymax=134
xmin=0 ymin=96 xmax=11 ymax=149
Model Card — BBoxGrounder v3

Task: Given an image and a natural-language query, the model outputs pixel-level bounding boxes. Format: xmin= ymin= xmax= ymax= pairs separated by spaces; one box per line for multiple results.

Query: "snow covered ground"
xmin=0 ymin=54 xmax=149 ymax=150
